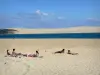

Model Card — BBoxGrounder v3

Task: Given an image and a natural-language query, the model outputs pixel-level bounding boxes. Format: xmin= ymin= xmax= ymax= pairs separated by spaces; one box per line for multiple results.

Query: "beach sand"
xmin=0 ymin=39 xmax=100 ymax=75
xmin=0 ymin=26 xmax=100 ymax=75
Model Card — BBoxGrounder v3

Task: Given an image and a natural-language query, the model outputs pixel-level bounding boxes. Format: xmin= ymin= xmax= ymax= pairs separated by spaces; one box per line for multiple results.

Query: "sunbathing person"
xmin=12 ymin=49 xmax=18 ymax=57
xmin=36 ymin=50 xmax=39 ymax=57
xmin=7 ymin=50 xmax=11 ymax=56
xmin=28 ymin=54 xmax=37 ymax=57
xmin=27 ymin=50 xmax=39 ymax=57
xmin=67 ymin=50 xmax=71 ymax=54
xmin=54 ymin=49 xmax=65 ymax=54
xmin=67 ymin=50 xmax=78 ymax=55
xmin=22 ymin=54 xmax=27 ymax=57
xmin=12 ymin=49 xmax=22 ymax=57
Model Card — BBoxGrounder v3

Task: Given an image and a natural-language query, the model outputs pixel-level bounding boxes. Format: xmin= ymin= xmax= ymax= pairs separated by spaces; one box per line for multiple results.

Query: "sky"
xmin=0 ymin=0 xmax=100 ymax=28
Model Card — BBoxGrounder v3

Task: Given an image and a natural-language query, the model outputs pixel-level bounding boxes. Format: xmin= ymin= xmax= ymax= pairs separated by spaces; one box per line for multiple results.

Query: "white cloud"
xmin=35 ymin=10 xmax=48 ymax=16
xmin=35 ymin=10 xmax=41 ymax=15
xmin=0 ymin=10 xmax=69 ymax=28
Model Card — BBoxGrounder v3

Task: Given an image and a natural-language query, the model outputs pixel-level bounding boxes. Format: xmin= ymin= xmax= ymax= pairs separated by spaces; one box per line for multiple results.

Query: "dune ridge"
xmin=8 ymin=26 xmax=100 ymax=34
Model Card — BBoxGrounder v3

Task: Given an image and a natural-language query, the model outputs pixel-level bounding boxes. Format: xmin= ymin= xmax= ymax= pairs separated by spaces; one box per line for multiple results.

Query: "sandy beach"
xmin=0 ymin=27 xmax=100 ymax=75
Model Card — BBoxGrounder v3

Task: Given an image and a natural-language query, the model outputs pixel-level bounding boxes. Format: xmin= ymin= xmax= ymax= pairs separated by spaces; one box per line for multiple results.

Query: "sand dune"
xmin=9 ymin=26 xmax=100 ymax=34
xmin=0 ymin=26 xmax=100 ymax=75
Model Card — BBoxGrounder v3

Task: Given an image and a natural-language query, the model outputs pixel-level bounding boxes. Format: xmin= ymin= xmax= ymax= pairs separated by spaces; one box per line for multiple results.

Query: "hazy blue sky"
xmin=0 ymin=0 xmax=100 ymax=28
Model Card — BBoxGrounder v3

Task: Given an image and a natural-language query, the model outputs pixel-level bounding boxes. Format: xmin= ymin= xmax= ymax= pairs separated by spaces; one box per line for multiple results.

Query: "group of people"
xmin=6 ymin=49 xmax=39 ymax=57
xmin=54 ymin=49 xmax=78 ymax=55
xmin=6 ymin=48 xmax=78 ymax=58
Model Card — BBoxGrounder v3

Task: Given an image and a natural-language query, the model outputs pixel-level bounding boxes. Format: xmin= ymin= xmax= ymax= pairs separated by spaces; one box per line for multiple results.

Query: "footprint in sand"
xmin=2 ymin=58 xmax=30 ymax=75
xmin=22 ymin=62 xmax=31 ymax=75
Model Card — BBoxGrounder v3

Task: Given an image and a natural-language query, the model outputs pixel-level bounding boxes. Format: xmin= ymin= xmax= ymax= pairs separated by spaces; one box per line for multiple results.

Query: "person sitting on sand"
xmin=67 ymin=50 xmax=78 ymax=55
xmin=67 ymin=50 xmax=71 ymax=54
xmin=12 ymin=49 xmax=17 ymax=57
xmin=7 ymin=50 xmax=11 ymax=56
xmin=12 ymin=48 xmax=22 ymax=57
xmin=36 ymin=50 xmax=39 ymax=57
xmin=54 ymin=49 xmax=65 ymax=54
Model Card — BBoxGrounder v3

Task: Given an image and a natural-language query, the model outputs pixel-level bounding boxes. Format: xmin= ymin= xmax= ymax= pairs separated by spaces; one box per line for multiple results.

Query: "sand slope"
xmin=9 ymin=26 xmax=100 ymax=34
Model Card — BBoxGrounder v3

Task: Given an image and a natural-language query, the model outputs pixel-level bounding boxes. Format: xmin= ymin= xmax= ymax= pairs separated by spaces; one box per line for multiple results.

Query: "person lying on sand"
xmin=22 ymin=54 xmax=27 ymax=57
xmin=6 ymin=49 xmax=40 ymax=58
xmin=54 ymin=49 xmax=65 ymax=54
xmin=67 ymin=50 xmax=78 ymax=55
xmin=28 ymin=50 xmax=39 ymax=57
xmin=28 ymin=54 xmax=37 ymax=57
xmin=11 ymin=49 xmax=22 ymax=57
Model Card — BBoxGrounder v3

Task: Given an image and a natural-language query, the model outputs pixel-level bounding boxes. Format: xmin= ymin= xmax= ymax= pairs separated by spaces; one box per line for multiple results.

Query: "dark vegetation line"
xmin=0 ymin=29 xmax=18 ymax=34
